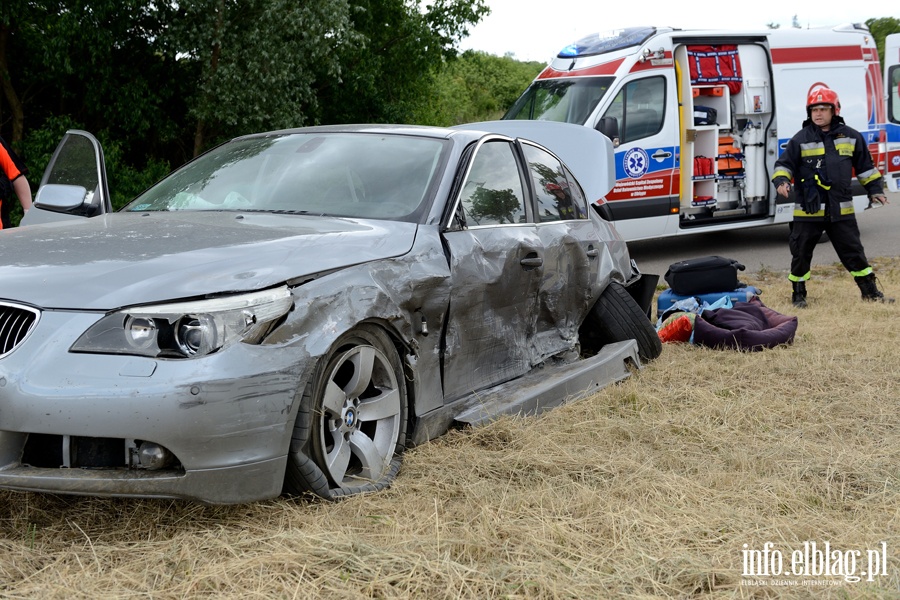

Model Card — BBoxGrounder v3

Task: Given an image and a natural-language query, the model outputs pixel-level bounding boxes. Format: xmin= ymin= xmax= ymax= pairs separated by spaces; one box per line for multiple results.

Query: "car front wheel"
xmin=284 ymin=324 xmax=408 ymax=499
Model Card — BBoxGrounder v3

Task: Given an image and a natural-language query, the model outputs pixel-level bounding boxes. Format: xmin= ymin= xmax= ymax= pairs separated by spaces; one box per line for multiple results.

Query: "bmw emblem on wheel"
xmin=623 ymin=147 xmax=649 ymax=179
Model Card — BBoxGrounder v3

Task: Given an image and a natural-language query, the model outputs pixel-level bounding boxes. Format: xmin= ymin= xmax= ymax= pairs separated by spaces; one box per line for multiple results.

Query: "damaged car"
xmin=0 ymin=121 xmax=661 ymax=504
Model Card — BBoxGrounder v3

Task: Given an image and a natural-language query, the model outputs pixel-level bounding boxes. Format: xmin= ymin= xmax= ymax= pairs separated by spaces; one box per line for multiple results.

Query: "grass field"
xmin=2 ymin=257 xmax=899 ymax=599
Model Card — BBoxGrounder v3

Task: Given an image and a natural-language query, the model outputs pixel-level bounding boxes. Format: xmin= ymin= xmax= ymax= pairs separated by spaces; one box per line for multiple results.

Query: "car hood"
xmin=0 ymin=212 xmax=419 ymax=310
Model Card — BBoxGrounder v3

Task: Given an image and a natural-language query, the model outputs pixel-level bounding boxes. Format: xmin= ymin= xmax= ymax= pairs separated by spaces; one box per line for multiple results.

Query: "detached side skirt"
xmin=412 ymin=340 xmax=639 ymax=442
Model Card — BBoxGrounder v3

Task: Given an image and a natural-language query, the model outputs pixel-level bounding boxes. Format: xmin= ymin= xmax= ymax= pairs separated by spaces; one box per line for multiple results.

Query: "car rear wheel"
xmin=581 ymin=282 xmax=662 ymax=361
xmin=284 ymin=324 xmax=408 ymax=499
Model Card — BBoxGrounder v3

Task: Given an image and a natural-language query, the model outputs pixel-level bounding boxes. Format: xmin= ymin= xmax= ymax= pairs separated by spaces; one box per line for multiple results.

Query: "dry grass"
xmin=3 ymin=258 xmax=900 ymax=599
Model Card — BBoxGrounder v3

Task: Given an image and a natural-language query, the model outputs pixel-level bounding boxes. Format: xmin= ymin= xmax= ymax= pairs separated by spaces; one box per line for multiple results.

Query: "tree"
xmin=0 ymin=0 xmax=30 ymax=146
xmin=866 ymin=17 xmax=900 ymax=68
xmin=315 ymin=0 xmax=489 ymax=125
xmin=469 ymin=185 xmax=520 ymax=224
xmin=167 ymin=0 xmax=356 ymax=156
xmin=414 ymin=50 xmax=544 ymax=126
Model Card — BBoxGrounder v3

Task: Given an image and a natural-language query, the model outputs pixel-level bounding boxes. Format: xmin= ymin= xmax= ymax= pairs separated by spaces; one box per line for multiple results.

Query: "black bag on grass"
xmin=664 ymin=256 xmax=746 ymax=296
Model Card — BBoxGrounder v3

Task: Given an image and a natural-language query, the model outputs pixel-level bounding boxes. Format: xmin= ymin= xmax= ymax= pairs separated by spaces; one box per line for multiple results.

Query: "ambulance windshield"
xmin=503 ymin=77 xmax=614 ymax=125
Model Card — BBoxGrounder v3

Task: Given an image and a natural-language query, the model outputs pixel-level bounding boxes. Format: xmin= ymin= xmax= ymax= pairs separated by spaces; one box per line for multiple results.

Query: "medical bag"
xmin=663 ymin=255 xmax=746 ymax=296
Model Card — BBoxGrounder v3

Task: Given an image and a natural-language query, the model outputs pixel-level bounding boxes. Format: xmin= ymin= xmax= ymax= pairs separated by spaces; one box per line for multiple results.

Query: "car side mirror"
xmin=33 ymin=184 xmax=93 ymax=212
xmin=20 ymin=184 xmax=98 ymax=227
xmin=596 ymin=117 xmax=620 ymax=148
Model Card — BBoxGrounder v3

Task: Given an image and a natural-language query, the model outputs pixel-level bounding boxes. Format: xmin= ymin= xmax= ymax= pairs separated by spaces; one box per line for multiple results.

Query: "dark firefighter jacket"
xmin=771 ymin=116 xmax=883 ymax=221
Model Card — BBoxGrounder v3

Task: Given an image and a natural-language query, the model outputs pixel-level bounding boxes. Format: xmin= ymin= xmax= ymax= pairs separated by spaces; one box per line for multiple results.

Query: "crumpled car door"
xmin=20 ymin=130 xmax=111 ymax=226
xmin=441 ymin=139 xmax=544 ymax=402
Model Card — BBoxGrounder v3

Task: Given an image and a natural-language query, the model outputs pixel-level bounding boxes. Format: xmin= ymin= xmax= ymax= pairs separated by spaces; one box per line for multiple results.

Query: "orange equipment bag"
xmin=717 ymin=137 xmax=744 ymax=176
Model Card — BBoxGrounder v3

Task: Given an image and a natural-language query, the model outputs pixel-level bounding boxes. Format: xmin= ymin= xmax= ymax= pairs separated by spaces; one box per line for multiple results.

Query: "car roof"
xmin=232 ymin=122 xmax=616 ymax=201
xmin=236 ymin=123 xmax=479 ymax=143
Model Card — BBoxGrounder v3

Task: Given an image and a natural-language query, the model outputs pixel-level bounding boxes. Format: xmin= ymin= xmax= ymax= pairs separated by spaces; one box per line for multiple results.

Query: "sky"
xmin=457 ymin=1 xmax=897 ymax=63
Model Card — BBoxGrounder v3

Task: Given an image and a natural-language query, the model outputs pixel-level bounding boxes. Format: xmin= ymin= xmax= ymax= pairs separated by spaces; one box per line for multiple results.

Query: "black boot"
xmin=791 ymin=280 xmax=808 ymax=308
xmin=855 ymin=273 xmax=895 ymax=303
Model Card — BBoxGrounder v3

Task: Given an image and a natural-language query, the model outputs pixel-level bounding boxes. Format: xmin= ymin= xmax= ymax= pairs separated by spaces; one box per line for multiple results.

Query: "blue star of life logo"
xmin=624 ymin=147 xmax=649 ymax=179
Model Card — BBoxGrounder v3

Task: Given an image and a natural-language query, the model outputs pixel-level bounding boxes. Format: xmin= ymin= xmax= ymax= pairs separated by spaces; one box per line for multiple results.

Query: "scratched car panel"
xmin=0 ymin=123 xmax=659 ymax=504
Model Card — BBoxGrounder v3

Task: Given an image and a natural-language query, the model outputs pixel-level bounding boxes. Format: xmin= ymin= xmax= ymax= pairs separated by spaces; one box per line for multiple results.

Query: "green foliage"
xmin=19 ymin=115 xmax=85 ymax=183
xmin=413 ymin=51 xmax=545 ymax=126
xmin=2 ymin=0 xmax=498 ymax=228
xmin=315 ymin=0 xmax=489 ymax=126
xmin=866 ymin=17 xmax=900 ymax=69
xmin=468 ymin=185 xmax=521 ymax=224
xmin=170 ymin=0 xmax=356 ymax=153
xmin=99 ymin=138 xmax=172 ymax=210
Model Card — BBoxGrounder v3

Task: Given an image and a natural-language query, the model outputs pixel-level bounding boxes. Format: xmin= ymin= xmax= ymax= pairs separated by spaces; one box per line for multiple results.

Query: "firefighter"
xmin=545 ymin=182 xmax=581 ymax=220
xmin=772 ymin=85 xmax=892 ymax=307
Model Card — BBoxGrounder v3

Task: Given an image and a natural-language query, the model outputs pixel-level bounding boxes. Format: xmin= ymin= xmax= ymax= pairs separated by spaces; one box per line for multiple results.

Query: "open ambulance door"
xmin=20 ymin=130 xmax=111 ymax=226
xmin=885 ymin=33 xmax=900 ymax=193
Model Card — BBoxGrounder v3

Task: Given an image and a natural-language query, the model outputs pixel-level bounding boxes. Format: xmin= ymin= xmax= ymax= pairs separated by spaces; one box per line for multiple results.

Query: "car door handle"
xmin=520 ymin=254 xmax=543 ymax=269
xmin=586 ymin=246 xmax=599 ymax=259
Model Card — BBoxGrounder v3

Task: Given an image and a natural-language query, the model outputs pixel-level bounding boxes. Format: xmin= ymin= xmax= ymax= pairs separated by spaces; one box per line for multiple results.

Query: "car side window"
xmin=602 ymin=76 xmax=665 ymax=144
xmin=562 ymin=166 xmax=588 ymax=218
xmin=459 ymin=141 xmax=526 ymax=226
xmin=522 ymin=144 xmax=587 ymax=222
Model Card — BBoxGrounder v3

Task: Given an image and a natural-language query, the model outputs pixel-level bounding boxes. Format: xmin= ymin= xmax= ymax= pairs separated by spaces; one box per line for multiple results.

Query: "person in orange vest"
xmin=772 ymin=85 xmax=891 ymax=306
xmin=0 ymin=135 xmax=33 ymax=229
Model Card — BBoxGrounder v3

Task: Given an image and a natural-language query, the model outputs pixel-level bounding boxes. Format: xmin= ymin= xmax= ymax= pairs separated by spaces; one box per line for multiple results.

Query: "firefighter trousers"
xmin=789 ymin=218 xmax=869 ymax=279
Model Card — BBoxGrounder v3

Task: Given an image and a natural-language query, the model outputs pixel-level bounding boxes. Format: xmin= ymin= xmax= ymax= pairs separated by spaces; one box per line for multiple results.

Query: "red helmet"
xmin=806 ymin=85 xmax=841 ymax=115
xmin=545 ymin=183 xmax=563 ymax=192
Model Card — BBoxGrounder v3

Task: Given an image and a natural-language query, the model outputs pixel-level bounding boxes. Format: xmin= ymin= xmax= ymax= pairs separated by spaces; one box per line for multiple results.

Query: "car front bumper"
xmin=0 ymin=311 xmax=307 ymax=504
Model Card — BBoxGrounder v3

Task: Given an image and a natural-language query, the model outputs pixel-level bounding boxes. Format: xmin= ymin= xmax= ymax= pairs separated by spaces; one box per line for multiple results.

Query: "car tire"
xmin=581 ymin=282 xmax=663 ymax=361
xmin=283 ymin=324 xmax=409 ymax=500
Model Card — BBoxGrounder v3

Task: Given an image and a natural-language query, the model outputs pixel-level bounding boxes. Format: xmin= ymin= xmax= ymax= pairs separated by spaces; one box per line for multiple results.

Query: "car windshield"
xmin=124 ymin=132 xmax=448 ymax=221
xmin=503 ymin=77 xmax=614 ymax=125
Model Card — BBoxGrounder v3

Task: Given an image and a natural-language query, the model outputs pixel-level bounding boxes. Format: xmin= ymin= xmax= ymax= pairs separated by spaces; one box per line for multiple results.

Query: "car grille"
xmin=0 ymin=302 xmax=40 ymax=358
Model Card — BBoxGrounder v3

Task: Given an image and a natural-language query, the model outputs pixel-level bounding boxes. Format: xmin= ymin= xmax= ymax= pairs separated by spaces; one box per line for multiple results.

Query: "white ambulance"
xmin=505 ymin=24 xmax=898 ymax=241
xmin=886 ymin=33 xmax=900 ymax=193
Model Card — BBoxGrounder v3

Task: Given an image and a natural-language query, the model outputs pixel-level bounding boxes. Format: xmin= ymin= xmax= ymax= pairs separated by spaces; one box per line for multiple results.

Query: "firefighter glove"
xmin=798 ymin=178 xmax=821 ymax=214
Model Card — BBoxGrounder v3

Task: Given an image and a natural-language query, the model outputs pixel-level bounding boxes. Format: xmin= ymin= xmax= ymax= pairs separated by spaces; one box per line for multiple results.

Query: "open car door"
xmin=20 ymin=130 xmax=111 ymax=226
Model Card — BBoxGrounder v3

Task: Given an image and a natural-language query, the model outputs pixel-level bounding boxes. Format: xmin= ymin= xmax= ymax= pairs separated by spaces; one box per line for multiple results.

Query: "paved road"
xmin=626 ymin=191 xmax=900 ymax=278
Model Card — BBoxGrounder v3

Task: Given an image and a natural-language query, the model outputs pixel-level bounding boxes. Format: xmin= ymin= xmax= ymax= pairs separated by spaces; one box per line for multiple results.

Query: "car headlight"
xmin=72 ymin=287 xmax=293 ymax=359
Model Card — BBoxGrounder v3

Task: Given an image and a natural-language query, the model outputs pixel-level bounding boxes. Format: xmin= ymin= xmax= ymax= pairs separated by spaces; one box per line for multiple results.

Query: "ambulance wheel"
xmin=581 ymin=282 xmax=662 ymax=361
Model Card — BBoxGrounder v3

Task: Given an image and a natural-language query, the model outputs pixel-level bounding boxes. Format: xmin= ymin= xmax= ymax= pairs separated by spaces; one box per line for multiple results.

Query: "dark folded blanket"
xmin=692 ymin=297 xmax=798 ymax=351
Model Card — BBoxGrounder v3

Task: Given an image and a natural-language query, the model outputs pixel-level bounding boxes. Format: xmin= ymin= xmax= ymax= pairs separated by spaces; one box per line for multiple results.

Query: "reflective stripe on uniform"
xmin=794 ymin=206 xmax=825 ymax=217
xmin=850 ymin=267 xmax=873 ymax=277
xmin=833 ymin=138 xmax=856 ymax=156
xmin=793 ymin=200 xmax=855 ymax=217
xmin=857 ymin=167 xmax=882 ymax=186
xmin=800 ymin=141 xmax=824 ymax=157
xmin=772 ymin=168 xmax=792 ymax=181
xmin=788 ymin=272 xmax=811 ymax=282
